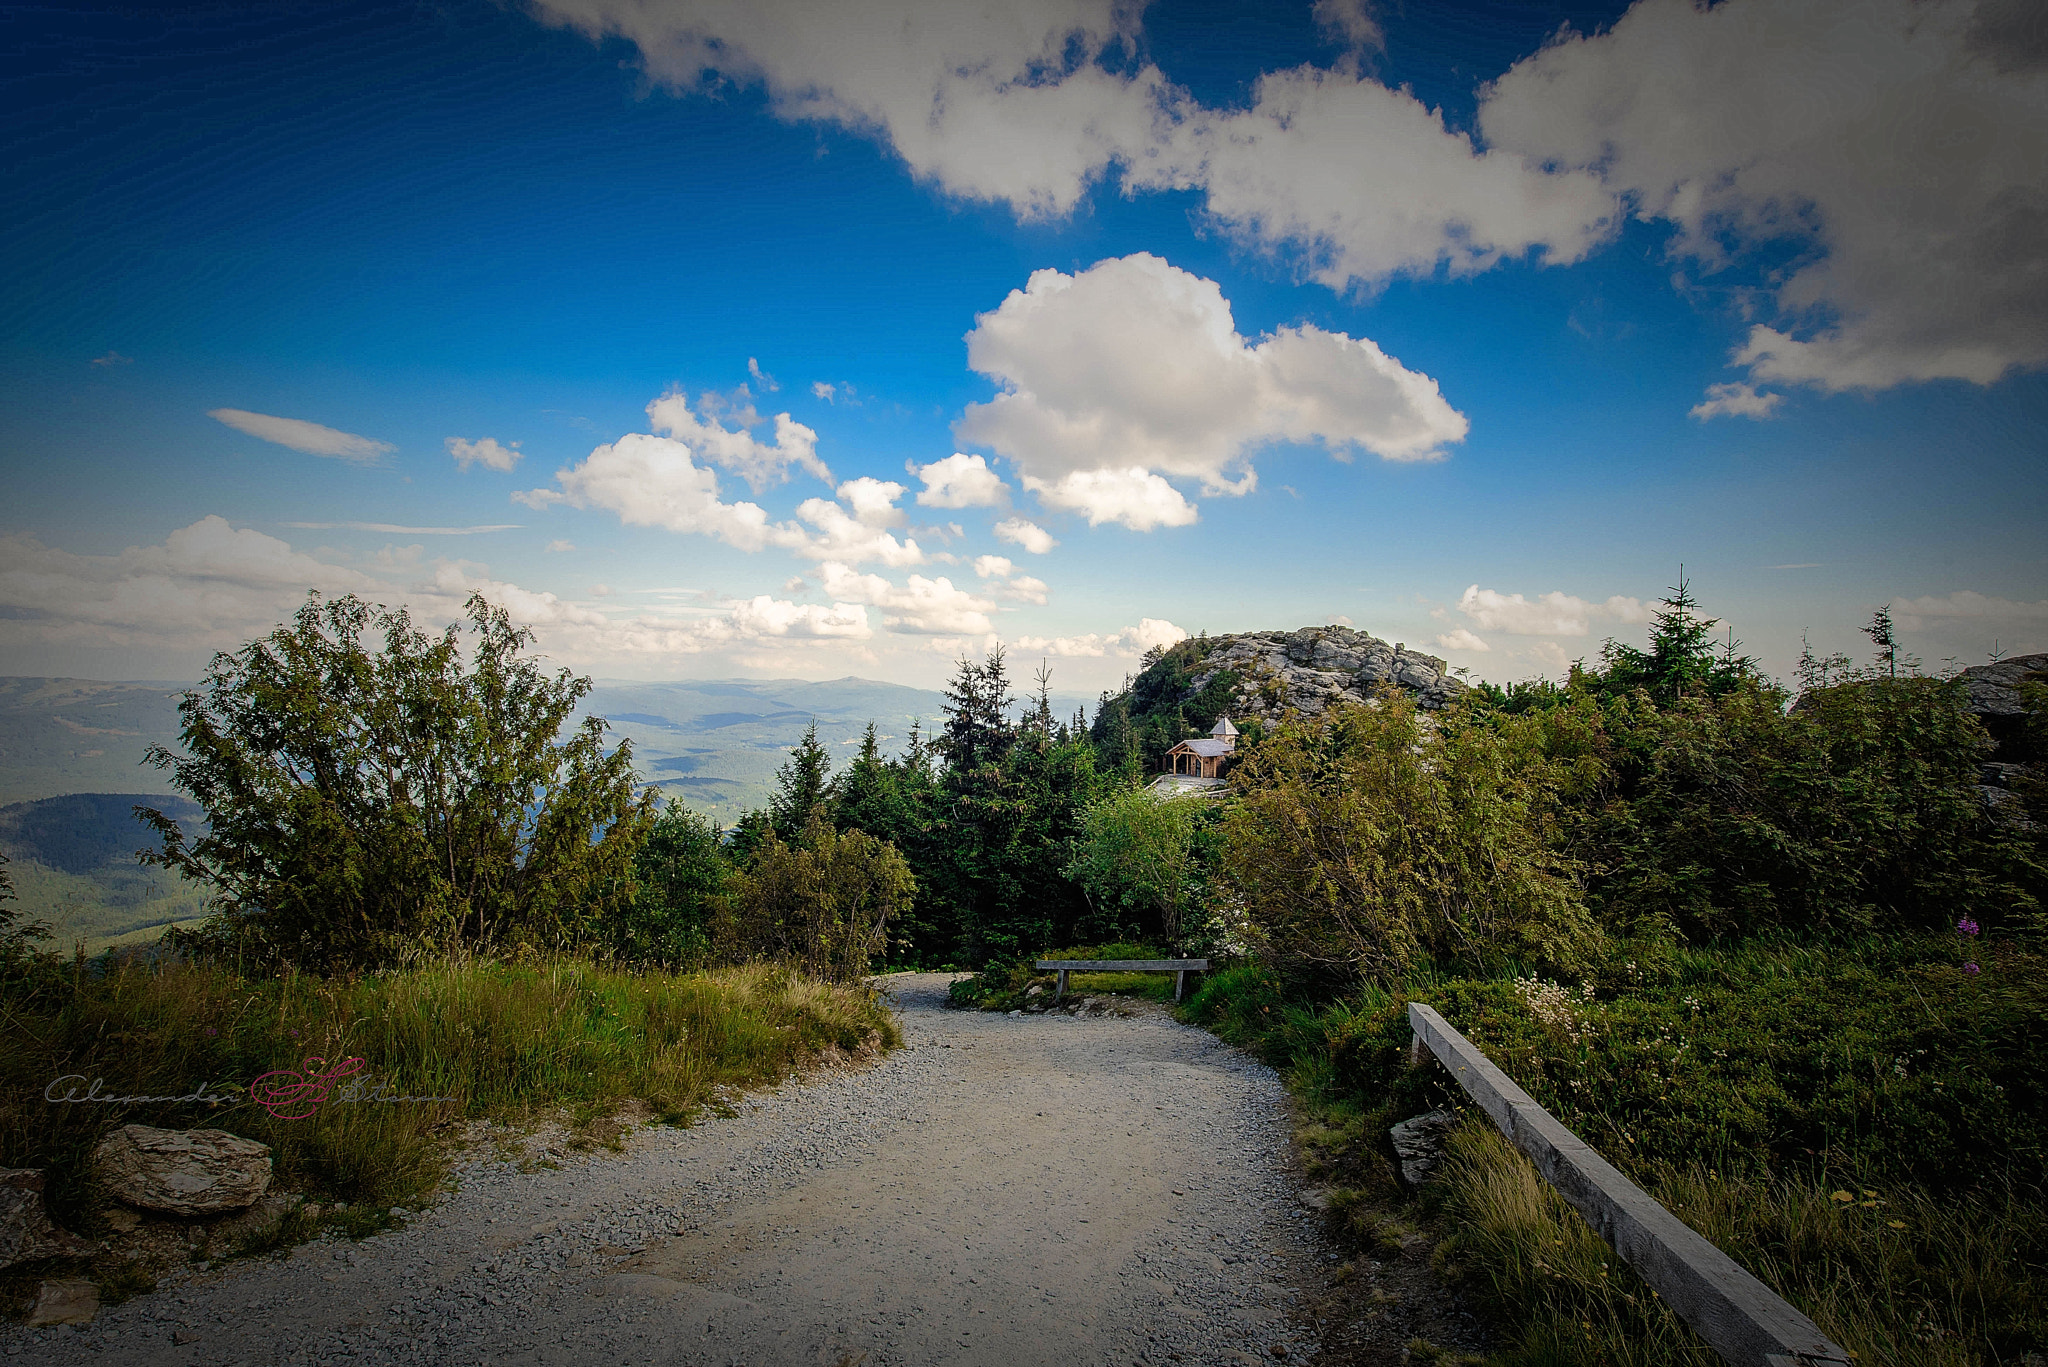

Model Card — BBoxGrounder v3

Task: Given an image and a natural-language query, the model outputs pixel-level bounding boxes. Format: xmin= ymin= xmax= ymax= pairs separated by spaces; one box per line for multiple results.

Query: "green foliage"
xmin=139 ymin=592 xmax=654 ymax=970
xmin=1183 ymin=933 xmax=2048 ymax=1365
xmin=1586 ymin=677 xmax=2041 ymax=939
xmin=1583 ymin=573 xmax=1758 ymax=705
xmin=717 ymin=813 xmax=915 ymax=982
xmin=1065 ymin=787 xmax=1218 ymax=951
xmin=769 ymin=720 xmax=832 ymax=842
xmin=1222 ymin=690 xmax=1597 ymax=982
xmin=609 ymin=802 xmax=727 ymax=966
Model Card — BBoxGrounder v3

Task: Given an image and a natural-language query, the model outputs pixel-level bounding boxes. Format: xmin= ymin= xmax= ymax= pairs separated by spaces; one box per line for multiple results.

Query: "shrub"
xmin=716 ymin=813 xmax=914 ymax=982
xmin=1221 ymin=693 xmax=1598 ymax=983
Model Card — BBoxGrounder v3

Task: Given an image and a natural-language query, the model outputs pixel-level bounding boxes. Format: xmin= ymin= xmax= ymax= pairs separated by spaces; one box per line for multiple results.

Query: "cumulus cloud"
xmin=1689 ymin=383 xmax=1783 ymax=421
xmin=531 ymin=0 xmax=2043 ymax=401
xmin=1482 ymin=0 xmax=2048 ymax=393
xmin=956 ymin=255 xmax=1466 ymax=529
xmin=1013 ymin=617 xmax=1187 ymax=658
xmin=528 ymin=0 xmax=1608 ymax=285
xmin=1433 ymin=628 xmax=1491 ymax=652
xmin=283 ymin=522 xmax=520 ymax=535
xmin=208 ymin=409 xmax=394 ymax=463
xmin=645 ymin=387 xmax=828 ymax=492
xmin=812 ymin=381 xmax=837 ymax=402
xmin=747 ymin=357 xmax=779 ymax=391
xmin=993 ymin=518 xmax=1058 ymax=554
xmin=914 ymin=452 xmax=1009 ymax=509
xmin=447 ymin=437 xmax=523 ymax=471
xmin=816 ymin=562 xmax=995 ymax=635
xmin=1458 ymin=585 xmax=1649 ymax=637
xmin=519 ymin=427 xmax=921 ymax=566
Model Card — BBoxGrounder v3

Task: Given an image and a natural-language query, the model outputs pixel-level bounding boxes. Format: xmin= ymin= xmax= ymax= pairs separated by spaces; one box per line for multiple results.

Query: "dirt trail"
xmin=5 ymin=973 xmax=1476 ymax=1367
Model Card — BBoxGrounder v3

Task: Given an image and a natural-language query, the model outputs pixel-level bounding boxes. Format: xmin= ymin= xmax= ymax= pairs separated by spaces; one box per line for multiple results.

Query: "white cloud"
xmin=992 ymin=574 xmax=1049 ymax=606
xmin=747 ymin=357 xmax=779 ymax=391
xmin=545 ymin=540 xmax=575 ymax=553
xmin=528 ymin=1 xmax=1608 ymax=288
xmin=519 ymin=432 xmax=788 ymax=551
xmin=592 ymin=583 xmax=613 ymax=597
xmin=812 ymin=381 xmax=837 ymax=402
xmin=208 ymin=409 xmax=393 ymax=463
xmin=1458 ymin=585 xmax=1649 ymax=637
xmin=1482 ymin=0 xmax=2048 ymax=393
xmin=523 ymin=429 xmax=922 ymax=566
xmin=1013 ymin=617 xmax=1187 ymax=658
xmin=956 ymin=255 xmax=1466 ymax=529
xmin=971 ymin=555 xmax=1013 ymax=579
xmin=993 ymin=518 xmax=1058 ymax=554
xmin=1890 ymin=590 xmax=2048 ymax=631
xmin=0 ymin=515 xmax=884 ymax=677
xmin=1433 ymin=628 xmax=1491 ymax=652
xmin=447 ymin=437 xmax=523 ymax=471
xmin=1689 ymin=383 xmax=1783 ymax=422
xmin=90 ymin=351 xmax=133 ymax=367
xmin=645 ymin=387 xmax=828 ymax=492
xmin=816 ymin=562 xmax=995 ymax=635
xmin=913 ymin=452 xmax=1009 ymax=509
xmin=283 ymin=522 xmax=520 ymax=535
xmin=1023 ymin=468 xmax=1197 ymax=531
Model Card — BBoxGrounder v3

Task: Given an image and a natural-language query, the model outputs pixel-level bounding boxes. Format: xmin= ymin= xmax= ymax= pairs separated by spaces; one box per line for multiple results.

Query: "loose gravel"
xmin=4 ymin=973 xmax=1346 ymax=1367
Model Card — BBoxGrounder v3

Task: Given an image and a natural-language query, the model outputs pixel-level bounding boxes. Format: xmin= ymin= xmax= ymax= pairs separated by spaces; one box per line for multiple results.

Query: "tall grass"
xmin=0 ymin=953 xmax=898 ymax=1235
xmin=1179 ymin=936 xmax=2048 ymax=1365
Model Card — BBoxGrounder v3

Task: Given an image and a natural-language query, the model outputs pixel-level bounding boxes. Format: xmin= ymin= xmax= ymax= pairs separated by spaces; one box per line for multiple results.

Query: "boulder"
xmin=95 ymin=1125 xmax=271 ymax=1216
xmin=24 ymin=1278 xmax=98 ymax=1327
xmin=0 ymin=1168 xmax=93 ymax=1269
xmin=1389 ymin=1108 xmax=1460 ymax=1188
xmin=1957 ymin=652 xmax=2048 ymax=760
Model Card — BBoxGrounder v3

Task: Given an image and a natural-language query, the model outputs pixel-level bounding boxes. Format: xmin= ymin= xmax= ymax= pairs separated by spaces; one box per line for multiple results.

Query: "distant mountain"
xmin=0 ymin=677 xmax=189 ymax=806
xmin=0 ymin=791 xmax=210 ymax=950
xmin=581 ymin=676 xmax=951 ymax=819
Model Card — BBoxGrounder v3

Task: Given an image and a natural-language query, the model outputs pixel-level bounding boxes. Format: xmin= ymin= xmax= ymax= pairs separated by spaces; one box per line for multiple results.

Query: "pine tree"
xmin=770 ymin=720 xmax=833 ymax=841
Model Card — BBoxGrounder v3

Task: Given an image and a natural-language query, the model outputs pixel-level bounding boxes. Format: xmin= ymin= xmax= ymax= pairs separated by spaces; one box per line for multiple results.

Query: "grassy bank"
xmin=1182 ymin=934 xmax=2048 ymax=1365
xmin=1 ymin=954 xmax=897 ymax=1254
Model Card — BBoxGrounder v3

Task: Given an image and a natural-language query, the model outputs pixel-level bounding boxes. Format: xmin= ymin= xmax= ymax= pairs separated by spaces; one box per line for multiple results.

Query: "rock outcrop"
xmin=1184 ymin=625 xmax=1468 ymax=722
xmin=1 ymin=1167 xmax=92 ymax=1268
xmin=95 ymin=1125 xmax=272 ymax=1216
xmin=1957 ymin=652 xmax=2048 ymax=761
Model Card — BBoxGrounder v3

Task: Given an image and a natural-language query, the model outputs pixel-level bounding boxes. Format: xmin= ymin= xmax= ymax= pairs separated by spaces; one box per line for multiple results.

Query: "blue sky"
xmin=4 ymin=0 xmax=2044 ymax=694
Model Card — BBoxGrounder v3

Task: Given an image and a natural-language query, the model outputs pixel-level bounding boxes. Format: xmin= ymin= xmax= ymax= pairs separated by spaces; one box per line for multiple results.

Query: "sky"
xmin=3 ymin=0 xmax=2045 ymax=696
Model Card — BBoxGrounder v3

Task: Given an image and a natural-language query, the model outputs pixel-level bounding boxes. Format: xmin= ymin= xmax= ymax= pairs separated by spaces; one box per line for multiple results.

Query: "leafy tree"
xmin=0 ymin=852 xmax=52 ymax=958
xmin=610 ymin=802 xmax=727 ymax=965
xmin=717 ymin=812 xmax=915 ymax=981
xmin=770 ymin=720 xmax=833 ymax=841
xmin=140 ymin=592 xmax=654 ymax=969
xmin=1221 ymin=691 xmax=1597 ymax=984
xmin=1065 ymin=787 xmax=1215 ymax=950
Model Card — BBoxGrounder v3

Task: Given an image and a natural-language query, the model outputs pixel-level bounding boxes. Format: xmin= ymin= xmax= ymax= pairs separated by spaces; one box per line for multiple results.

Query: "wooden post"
xmin=1055 ymin=968 xmax=1069 ymax=1004
xmin=1174 ymin=969 xmax=1187 ymax=1002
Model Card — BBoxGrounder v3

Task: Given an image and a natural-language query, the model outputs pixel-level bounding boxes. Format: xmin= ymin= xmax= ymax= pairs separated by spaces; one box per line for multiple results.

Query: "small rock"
xmin=2 ymin=1169 xmax=95 ymax=1269
xmin=102 ymin=1208 xmax=142 ymax=1233
xmin=172 ymin=1329 xmax=201 ymax=1345
xmin=96 ymin=1125 xmax=272 ymax=1216
xmin=1389 ymin=1109 xmax=1460 ymax=1188
xmin=25 ymin=1279 xmax=98 ymax=1328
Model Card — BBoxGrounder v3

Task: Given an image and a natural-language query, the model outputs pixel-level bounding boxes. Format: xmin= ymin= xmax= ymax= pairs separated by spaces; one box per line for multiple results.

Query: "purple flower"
xmin=205 ymin=1027 xmax=218 ymax=1037
xmin=1957 ymin=917 xmax=1981 ymax=937
xmin=1964 ymin=962 xmax=1981 ymax=975
xmin=289 ymin=1029 xmax=300 ymax=1039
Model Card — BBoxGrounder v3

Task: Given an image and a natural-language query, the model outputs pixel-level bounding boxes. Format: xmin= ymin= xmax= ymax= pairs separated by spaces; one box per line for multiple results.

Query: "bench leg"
xmin=1056 ymin=969 xmax=1068 ymax=1005
xmin=1174 ymin=970 xmax=1186 ymax=1002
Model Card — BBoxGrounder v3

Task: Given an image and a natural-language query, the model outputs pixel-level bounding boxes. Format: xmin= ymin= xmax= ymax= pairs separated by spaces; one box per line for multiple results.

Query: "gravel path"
xmin=5 ymin=973 xmax=1343 ymax=1367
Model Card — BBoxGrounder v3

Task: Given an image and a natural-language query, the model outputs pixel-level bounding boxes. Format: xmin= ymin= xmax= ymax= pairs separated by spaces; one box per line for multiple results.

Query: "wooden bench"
xmin=1033 ymin=959 xmax=1211 ymax=1004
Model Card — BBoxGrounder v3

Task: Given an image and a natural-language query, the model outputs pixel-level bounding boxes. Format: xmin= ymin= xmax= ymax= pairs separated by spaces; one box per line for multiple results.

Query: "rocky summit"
xmin=1183 ymin=625 xmax=1469 ymax=720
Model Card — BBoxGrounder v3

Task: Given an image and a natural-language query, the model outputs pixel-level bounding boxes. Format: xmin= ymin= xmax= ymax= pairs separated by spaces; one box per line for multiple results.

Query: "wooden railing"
xmin=1407 ymin=1002 xmax=1853 ymax=1367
